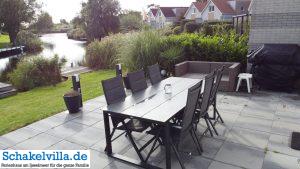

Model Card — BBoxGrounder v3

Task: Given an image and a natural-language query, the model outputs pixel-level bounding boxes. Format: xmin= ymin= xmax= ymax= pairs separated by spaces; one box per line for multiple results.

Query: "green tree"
xmin=60 ymin=19 xmax=68 ymax=25
xmin=0 ymin=0 xmax=39 ymax=44
xmin=32 ymin=12 xmax=53 ymax=33
xmin=119 ymin=11 xmax=143 ymax=32
xmin=84 ymin=0 xmax=120 ymax=41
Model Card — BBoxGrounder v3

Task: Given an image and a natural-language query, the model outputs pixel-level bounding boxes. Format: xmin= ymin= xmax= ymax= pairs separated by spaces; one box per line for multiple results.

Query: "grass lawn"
xmin=0 ymin=34 xmax=10 ymax=49
xmin=0 ymin=70 xmax=115 ymax=135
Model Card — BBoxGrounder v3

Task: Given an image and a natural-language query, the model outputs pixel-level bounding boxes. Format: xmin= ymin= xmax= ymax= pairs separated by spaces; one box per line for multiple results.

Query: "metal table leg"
xmin=165 ymin=123 xmax=171 ymax=169
xmin=103 ymin=111 xmax=112 ymax=155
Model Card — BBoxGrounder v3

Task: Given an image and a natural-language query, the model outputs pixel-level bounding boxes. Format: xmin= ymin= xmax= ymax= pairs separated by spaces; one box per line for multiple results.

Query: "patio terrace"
xmin=0 ymin=90 xmax=300 ymax=169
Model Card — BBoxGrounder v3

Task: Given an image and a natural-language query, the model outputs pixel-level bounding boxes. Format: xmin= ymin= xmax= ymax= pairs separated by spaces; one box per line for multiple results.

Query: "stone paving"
xmin=1 ymin=90 xmax=300 ymax=169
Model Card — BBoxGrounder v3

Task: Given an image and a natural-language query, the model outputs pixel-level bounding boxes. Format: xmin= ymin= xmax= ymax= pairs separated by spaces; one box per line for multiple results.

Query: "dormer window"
xmin=209 ymin=6 xmax=214 ymax=12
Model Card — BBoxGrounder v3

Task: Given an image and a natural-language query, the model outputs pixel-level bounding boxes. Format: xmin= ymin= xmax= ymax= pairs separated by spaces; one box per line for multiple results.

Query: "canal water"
xmin=0 ymin=33 xmax=86 ymax=71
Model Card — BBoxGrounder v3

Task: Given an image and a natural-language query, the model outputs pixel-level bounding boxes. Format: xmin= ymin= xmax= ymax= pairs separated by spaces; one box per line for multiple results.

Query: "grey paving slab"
xmin=89 ymin=150 xmax=113 ymax=169
xmin=262 ymin=151 xmax=300 ymax=169
xmin=65 ymin=126 xmax=105 ymax=147
xmin=234 ymin=116 xmax=273 ymax=133
xmin=0 ymin=127 xmax=41 ymax=148
xmin=216 ymin=103 xmax=244 ymax=115
xmin=14 ymin=133 xmax=61 ymax=150
xmin=220 ymin=95 xmax=250 ymax=106
xmin=274 ymin=110 xmax=300 ymax=125
xmin=48 ymin=140 xmax=86 ymax=150
xmin=201 ymin=137 xmax=224 ymax=159
xmin=214 ymin=141 xmax=265 ymax=169
xmin=271 ymin=120 xmax=300 ymax=136
xmin=27 ymin=116 xmax=68 ymax=132
xmin=208 ymin=161 xmax=243 ymax=169
xmin=158 ymin=154 xmax=212 ymax=169
xmin=240 ymin=106 xmax=275 ymax=120
xmin=267 ymin=134 xmax=300 ymax=158
xmin=71 ymin=113 xmax=102 ymax=126
xmin=91 ymin=133 xmax=132 ymax=154
xmin=46 ymin=121 xmax=88 ymax=139
xmin=226 ymin=127 xmax=270 ymax=150
xmin=103 ymin=161 xmax=141 ymax=169
xmin=52 ymin=110 xmax=83 ymax=121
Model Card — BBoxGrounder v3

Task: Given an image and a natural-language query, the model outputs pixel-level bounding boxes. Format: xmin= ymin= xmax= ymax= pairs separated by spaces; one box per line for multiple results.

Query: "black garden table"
xmin=102 ymin=77 xmax=200 ymax=169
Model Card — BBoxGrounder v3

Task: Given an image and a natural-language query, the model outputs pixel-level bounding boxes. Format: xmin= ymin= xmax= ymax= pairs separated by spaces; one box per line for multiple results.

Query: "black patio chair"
xmin=147 ymin=64 xmax=162 ymax=85
xmin=146 ymin=82 xmax=204 ymax=169
xmin=194 ymin=71 xmax=219 ymax=137
xmin=101 ymin=76 xmax=150 ymax=150
xmin=127 ymin=70 xmax=148 ymax=93
xmin=209 ymin=66 xmax=225 ymax=123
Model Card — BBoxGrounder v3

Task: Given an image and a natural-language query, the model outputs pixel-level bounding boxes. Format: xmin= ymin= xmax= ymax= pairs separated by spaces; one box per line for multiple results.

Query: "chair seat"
xmin=116 ymin=119 xmax=150 ymax=132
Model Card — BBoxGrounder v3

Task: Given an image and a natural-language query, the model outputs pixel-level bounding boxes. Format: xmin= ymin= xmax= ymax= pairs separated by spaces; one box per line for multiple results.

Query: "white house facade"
xmin=185 ymin=0 xmax=251 ymax=23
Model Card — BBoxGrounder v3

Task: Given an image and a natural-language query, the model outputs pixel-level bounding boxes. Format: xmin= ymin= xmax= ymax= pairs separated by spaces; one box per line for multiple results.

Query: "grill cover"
xmin=248 ymin=44 xmax=300 ymax=91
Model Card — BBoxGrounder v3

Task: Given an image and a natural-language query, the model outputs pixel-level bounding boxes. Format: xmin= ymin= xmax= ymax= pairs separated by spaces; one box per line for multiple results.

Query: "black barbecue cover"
xmin=248 ymin=44 xmax=300 ymax=91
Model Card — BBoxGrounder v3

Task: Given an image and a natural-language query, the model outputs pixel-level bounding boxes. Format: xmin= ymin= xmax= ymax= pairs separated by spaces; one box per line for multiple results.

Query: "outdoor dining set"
xmin=101 ymin=64 xmax=226 ymax=169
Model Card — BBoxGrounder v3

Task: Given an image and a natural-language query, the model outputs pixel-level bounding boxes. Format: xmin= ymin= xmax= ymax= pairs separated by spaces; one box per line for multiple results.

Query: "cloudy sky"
xmin=39 ymin=0 xmax=194 ymax=23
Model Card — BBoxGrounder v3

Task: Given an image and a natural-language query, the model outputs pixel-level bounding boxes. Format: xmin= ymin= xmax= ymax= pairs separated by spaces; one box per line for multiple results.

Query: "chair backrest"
xmin=127 ymin=70 xmax=148 ymax=93
xmin=101 ymin=75 xmax=126 ymax=105
xmin=181 ymin=81 xmax=203 ymax=132
xmin=199 ymin=71 xmax=215 ymax=116
xmin=178 ymin=81 xmax=202 ymax=151
xmin=147 ymin=64 xmax=162 ymax=85
xmin=210 ymin=66 xmax=224 ymax=103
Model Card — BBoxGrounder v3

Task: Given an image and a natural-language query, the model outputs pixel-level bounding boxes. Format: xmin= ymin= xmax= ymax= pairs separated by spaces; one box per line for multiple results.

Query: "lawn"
xmin=0 ymin=70 xmax=115 ymax=135
xmin=0 ymin=34 xmax=10 ymax=49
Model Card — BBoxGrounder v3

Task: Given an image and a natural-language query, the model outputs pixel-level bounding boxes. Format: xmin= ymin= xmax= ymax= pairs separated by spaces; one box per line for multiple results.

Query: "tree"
xmin=119 ymin=11 xmax=143 ymax=32
xmin=84 ymin=0 xmax=120 ymax=41
xmin=0 ymin=0 xmax=39 ymax=44
xmin=60 ymin=19 xmax=68 ymax=25
xmin=32 ymin=12 xmax=53 ymax=33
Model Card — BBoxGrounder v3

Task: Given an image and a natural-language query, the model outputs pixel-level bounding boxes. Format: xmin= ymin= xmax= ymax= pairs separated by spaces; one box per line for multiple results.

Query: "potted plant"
xmin=63 ymin=90 xmax=81 ymax=114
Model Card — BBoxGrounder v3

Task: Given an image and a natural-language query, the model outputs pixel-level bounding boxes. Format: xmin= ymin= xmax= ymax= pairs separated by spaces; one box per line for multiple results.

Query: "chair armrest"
xmin=175 ymin=61 xmax=188 ymax=77
xmin=228 ymin=63 xmax=241 ymax=91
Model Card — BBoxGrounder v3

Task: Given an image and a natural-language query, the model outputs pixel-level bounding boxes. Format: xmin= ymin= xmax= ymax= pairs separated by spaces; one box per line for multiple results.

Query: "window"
xmin=209 ymin=6 xmax=214 ymax=12
xmin=241 ymin=6 xmax=244 ymax=11
xmin=193 ymin=8 xmax=196 ymax=13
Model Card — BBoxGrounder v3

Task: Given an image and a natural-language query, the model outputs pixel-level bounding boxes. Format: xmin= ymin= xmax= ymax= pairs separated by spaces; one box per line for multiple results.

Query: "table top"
xmin=103 ymin=77 xmax=201 ymax=123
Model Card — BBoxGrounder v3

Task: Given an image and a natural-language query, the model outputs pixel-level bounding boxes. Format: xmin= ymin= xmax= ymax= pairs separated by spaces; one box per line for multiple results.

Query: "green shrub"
xmin=163 ymin=32 xmax=249 ymax=67
xmin=67 ymin=28 xmax=86 ymax=40
xmin=172 ymin=26 xmax=182 ymax=35
xmin=119 ymin=30 xmax=162 ymax=71
xmin=184 ymin=22 xmax=199 ymax=33
xmin=159 ymin=44 xmax=184 ymax=75
xmin=85 ymin=34 xmax=123 ymax=70
xmin=16 ymin=30 xmax=43 ymax=53
xmin=0 ymin=57 xmax=19 ymax=82
xmin=200 ymin=23 xmax=214 ymax=36
xmin=9 ymin=56 xmax=65 ymax=91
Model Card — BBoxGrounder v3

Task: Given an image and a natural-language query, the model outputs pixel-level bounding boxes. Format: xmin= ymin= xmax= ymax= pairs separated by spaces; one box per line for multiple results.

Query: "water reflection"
xmin=0 ymin=33 xmax=86 ymax=71
xmin=40 ymin=33 xmax=86 ymax=67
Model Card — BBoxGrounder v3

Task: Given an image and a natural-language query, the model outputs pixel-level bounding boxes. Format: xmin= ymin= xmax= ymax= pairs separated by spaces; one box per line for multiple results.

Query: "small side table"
xmin=236 ymin=73 xmax=253 ymax=93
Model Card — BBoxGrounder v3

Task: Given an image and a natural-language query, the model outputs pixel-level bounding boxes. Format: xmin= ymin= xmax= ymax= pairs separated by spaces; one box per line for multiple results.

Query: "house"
xmin=248 ymin=0 xmax=300 ymax=50
xmin=185 ymin=0 xmax=251 ymax=23
xmin=148 ymin=7 xmax=188 ymax=29
xmin=147 ymin=8 xmax=158 ymax=28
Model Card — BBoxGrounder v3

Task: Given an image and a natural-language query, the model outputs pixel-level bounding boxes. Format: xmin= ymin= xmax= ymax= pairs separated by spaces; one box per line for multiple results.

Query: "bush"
xmin=184 ymin=22 xmax=199 ymax=33
xmin=0 ymin=57 xmax=19 ymax=82
xmin=163 ymin=32 xmax=249 ymax=67
xmin=85 ymin=34 xmax=123 ymax=70
xmin=172 ymin=26 xmax=182 ymax=35
xmin=67 ymin=28 xmax=86 ymax=40
xmin=9 ymin=56 xmax=66 ymax=91
xmin=16 ymin=30 xmax=43 ymax=53
xmin=119 ymin=30 xmax=162 ymax=71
